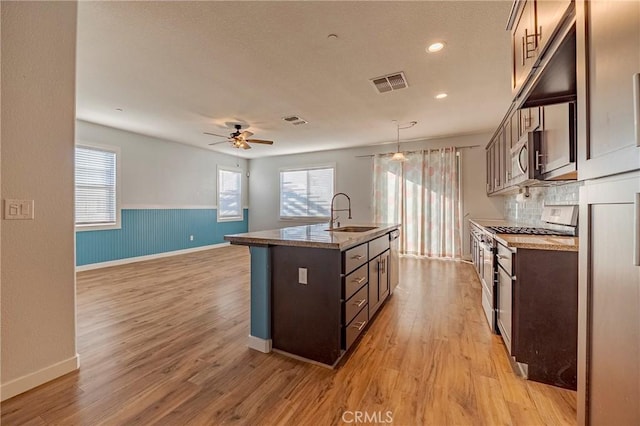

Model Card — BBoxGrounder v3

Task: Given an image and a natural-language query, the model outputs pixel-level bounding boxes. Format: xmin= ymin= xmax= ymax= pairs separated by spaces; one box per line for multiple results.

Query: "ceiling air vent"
xmin=371 ymin=72 xmax=408 ymax=94
xmin=282 ymin=115 xmax=308 ymax=126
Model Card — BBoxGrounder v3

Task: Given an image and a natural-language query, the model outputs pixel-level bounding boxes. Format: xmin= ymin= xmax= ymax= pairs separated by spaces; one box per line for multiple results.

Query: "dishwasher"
xmin=389 ymin=229 xmax=400 ymax=293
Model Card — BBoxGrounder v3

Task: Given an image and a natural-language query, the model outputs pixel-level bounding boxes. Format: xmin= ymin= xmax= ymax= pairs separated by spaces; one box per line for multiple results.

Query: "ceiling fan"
xmin=205 ymin=124 xmax=274 ymax=150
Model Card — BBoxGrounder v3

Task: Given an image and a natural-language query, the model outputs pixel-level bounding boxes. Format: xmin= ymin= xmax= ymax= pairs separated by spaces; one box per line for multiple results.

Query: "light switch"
xmin=298 ymin=267 xmax=308 ymax=285
xmin=4 ymin=199 xmax=34 ymax=220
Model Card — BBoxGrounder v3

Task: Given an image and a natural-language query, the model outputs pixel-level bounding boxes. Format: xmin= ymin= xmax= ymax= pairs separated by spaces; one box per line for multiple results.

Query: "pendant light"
xmin=391 ymin=120 xmax=417 ymax=161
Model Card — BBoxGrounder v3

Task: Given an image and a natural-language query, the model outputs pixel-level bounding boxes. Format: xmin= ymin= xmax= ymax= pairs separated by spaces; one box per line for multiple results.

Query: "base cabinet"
xmin=512 ymin=247 xmax=578 ymax=390
xmin=368 ymin=251 xmax=390 ymax=319
xmin=270 ymin=229 xmax=396 ymax=366
xmin=578 ymin=173 xmax=640 ymax=425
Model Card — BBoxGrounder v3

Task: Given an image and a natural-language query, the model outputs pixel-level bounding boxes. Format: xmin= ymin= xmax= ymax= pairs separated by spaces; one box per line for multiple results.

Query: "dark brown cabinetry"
xmin=368 ymin=235 xmax=390 ymax=318
xmin=487 ymin=101 xmax=577 ymax=194
xmin=342 ymin=259 xmax=369 ymax=352
xmin=512 ymin=0 xmax=536 ymax=93
xmin=578 ymin=173 xmax=640 ymax=425
xmin=576 ymin=1 xmax=640 ymax=423
xmin=536 ymin=0 xmax=573 ymax=55
xmin=519 ymin=106 xmax=541 ymax=136
xmin=511 ymin=0 xmax=574 ymax=95
xmin=489 ymin=0 xmax=577 ymax=196
xmin=495 ymin=242 xmax=578 ymax=390
xmin=576 ymin=0 xmax=640 ymax=180
xmin=486 ymin=124 xmax=510 ymax=193
xmin=271 ymin=230 xmax=396 ymax=366
xmin=271 ymin=245 xmax=342 ymax=365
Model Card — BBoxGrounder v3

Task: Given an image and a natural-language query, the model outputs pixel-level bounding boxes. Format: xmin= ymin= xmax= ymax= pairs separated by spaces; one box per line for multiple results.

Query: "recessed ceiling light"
xmin=435 ymin=93 xmax=448 ymax=99
xmin=427 ymin=42 xmax=446 ymax=53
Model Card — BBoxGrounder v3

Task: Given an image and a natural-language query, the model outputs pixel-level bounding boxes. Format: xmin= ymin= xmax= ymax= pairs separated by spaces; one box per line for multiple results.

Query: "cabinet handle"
xmin=524 ymin=28 xmax=540 ymax=59
xmin=353 ymin=299 xmax=366 ymax=308
xmin=535 ymin=150 xmax=545 ymax=171
xmin=351 ymin=320 xmax=367 ymax=331
xmin=633 ymin=73 xmax=639 ymax=147
xmin=634 ymin=193 xmax=640 ymax=266
xmin=352 ymin=276 xmax=366 ymax=285
xmin=351 ymin=254 xmax=364 ymax=260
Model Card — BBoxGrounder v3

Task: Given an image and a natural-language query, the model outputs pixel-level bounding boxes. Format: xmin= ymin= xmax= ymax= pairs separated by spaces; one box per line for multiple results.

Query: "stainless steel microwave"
xmin=510 ymin=131 xmax=541 ymax=186
xmin=510 ymin=101 xmax=576 ymax=186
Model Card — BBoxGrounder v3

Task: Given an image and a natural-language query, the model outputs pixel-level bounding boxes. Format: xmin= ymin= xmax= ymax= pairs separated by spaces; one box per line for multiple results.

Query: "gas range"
xmin=484 ymin=226 xmax=575 ymax=237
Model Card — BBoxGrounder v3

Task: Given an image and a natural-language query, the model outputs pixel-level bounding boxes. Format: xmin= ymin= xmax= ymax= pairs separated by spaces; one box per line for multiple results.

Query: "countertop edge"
xmin=225 ymin=223 xmax=401 ymax=250
xmin=469 ymin=219 xmax=579 ymax=252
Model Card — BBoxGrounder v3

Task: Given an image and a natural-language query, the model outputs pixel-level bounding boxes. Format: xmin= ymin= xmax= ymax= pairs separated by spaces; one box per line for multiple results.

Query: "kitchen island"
xmin=225 ymin=223 xmax=400 ymax=367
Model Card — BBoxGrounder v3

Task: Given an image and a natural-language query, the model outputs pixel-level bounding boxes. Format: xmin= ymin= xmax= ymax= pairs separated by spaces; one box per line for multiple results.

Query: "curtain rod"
xmin=354 ymin=144 xmax=480 ymax=158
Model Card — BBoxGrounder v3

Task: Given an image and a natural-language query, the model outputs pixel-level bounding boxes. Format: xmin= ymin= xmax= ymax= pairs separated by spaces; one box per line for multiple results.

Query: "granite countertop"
xmin=225 ymin=222 xmax=401 ymax=250
xmin=469 ymin=218 xmax=578 ymax=252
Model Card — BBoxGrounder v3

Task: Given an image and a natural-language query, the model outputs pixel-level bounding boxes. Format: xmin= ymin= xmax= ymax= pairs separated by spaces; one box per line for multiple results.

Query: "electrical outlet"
xmin=189 ymin=235 xmax=194 ymax=241
xmin=298 ymin=268 xmax=308 ymax=285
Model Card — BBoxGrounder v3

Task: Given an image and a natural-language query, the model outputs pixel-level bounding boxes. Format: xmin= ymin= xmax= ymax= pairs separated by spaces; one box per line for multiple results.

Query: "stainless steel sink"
xmin=326 ymin=226 xmax=378 ymax=233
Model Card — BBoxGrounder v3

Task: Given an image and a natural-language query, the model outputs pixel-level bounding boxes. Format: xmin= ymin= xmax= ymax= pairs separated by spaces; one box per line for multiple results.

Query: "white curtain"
xmin=373 ymin=148 xmax=463 ymax=259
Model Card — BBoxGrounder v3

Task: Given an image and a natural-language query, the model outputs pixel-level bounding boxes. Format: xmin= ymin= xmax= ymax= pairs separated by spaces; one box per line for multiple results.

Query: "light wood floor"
xmin=1 ymin=246 xmax=576 ymax=425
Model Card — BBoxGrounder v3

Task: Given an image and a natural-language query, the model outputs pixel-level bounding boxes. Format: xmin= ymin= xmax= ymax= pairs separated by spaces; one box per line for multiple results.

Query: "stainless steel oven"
xmin=479 ymin=234 xmax=496 ymax=332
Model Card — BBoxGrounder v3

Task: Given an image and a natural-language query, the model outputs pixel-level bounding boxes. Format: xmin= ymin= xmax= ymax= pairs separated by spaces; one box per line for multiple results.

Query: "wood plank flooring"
xmin=1 ymin=246 xmax=576 ymax=425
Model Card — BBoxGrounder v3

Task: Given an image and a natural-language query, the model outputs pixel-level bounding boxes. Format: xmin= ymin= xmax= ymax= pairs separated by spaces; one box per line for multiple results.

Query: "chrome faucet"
xmin=329 ymin=192 xmax=352 ymax=229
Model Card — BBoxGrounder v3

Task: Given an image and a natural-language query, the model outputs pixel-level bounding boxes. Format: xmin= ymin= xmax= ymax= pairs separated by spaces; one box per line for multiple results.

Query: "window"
xmin=75 ymin=144 xmax=120 ymax=230
xmin=218 ymin=167 xmax=243 ymax=221
xmin=280 ymin=166 xmax=335 ymax=219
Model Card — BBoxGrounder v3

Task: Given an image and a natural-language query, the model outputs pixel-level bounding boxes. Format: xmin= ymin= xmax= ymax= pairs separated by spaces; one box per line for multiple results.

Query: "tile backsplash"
xmin=504 ymin=181 xmax=582 ymax=233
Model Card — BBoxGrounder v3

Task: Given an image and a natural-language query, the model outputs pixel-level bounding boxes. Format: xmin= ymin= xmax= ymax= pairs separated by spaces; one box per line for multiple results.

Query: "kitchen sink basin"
xmin=326 ymin=226 xmax=378 ymax=233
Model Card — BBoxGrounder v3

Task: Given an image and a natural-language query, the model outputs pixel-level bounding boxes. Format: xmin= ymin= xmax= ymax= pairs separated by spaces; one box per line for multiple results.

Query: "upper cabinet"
xmin=576 ymin=0 xmax=640 ymax=180
xmin=487 ymin=0 xmax=578 ymax=196
xmin=537 ymin=0 xmax=574 ymax=55
xmin=510 ymin=0 xmax=574 ymax=95
xmin=512 ymin=0 xmax=536 ymax=93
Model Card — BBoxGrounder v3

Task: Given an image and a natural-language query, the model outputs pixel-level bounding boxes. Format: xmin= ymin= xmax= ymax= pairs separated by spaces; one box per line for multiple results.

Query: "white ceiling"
xmin=76 ymin=1 xmax=513 ymax=158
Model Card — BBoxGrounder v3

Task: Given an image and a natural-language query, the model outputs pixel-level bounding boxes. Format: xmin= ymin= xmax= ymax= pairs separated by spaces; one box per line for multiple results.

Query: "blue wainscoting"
xmin=76 ymin=208 xmax=248 ymax=266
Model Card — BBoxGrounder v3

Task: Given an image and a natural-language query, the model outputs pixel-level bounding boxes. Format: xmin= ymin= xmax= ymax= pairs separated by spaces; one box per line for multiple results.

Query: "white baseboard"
xmin=247 ymin=335 xmax=272 ymax=353
xmin=1 ymin=354 xmax=79 ymax=401
xmin=76 ymin=242 xmax=231 ymax=271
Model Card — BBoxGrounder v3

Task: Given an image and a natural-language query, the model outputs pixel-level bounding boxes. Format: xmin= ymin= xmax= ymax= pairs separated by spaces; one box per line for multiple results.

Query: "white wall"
xmin=249 ymin=132 xmax=504 ymax=255
xmin=1 ymin=1 xmax=78 ymax=400
xmin=76 ymin=120 xmax=249 ymax=208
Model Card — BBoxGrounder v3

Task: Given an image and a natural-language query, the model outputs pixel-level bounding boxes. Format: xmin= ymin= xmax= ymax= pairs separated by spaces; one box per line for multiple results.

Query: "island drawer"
xmin=344 ymin=284 xmax=368 ymax=325
xmin=344 ymin=243 xmax=368 ymax=274
xmin=344 ymin=306 xmax=369 ymax=350
xmin=369 ymin=234 xmax=390 ymax=259
xmin=344 ymin=263 xmax=368 ymax=299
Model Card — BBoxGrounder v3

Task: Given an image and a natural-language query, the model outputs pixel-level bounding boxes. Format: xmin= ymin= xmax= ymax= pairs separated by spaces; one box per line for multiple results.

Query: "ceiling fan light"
xmin=391 ymin=151 xmax=407 ymax=161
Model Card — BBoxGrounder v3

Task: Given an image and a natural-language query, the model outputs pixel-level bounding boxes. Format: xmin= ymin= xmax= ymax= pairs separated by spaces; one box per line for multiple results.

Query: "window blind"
xmin=280 ymin=167 xmax=334 ymax=218
xmin=75 ymin=146 xmax=117 ymax=225
xmin=218 ymin=169 xmax=242 ymax=219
